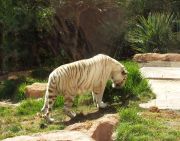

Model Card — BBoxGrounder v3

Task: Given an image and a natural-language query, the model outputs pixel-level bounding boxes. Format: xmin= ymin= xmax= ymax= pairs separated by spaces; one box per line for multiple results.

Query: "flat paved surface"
xmin=139 ymin=66 xmax=180 ymax=110
xmin=140 ymin=67 xmax=180 ymax=79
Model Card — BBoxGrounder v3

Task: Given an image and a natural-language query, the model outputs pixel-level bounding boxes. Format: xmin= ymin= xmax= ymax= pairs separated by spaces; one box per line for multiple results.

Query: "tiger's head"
xmin=111 ymin=63 xmax=128 ymax=88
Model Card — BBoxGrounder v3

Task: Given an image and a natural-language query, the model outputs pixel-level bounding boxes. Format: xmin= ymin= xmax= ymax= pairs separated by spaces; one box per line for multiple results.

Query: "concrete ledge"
xmin=139 ymin=61 xmax=180 ymax=68
xmin=140 ymin=67 xmax=180 ymax=80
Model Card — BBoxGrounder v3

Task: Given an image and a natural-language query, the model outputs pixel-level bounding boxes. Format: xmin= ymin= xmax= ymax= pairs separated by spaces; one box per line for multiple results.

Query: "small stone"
xmin=149 ymin=106 xmax=160 ymax=113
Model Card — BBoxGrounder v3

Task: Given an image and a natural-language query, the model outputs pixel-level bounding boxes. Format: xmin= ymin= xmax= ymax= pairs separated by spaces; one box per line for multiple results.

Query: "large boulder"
xmin=3 ymin=131 xmax=94 ymax=141
xmin=25 ymin=83 xmax=47 ymax=98
xmin=133 ymin=53 xmax=180 ymax=62
xmin=66 ymin=114 xmax=119 ymax=141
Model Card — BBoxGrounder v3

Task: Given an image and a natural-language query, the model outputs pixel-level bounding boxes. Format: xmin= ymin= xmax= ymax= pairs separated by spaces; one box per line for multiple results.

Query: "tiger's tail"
xmin=41 ymin=73 xmax=57 ymax=114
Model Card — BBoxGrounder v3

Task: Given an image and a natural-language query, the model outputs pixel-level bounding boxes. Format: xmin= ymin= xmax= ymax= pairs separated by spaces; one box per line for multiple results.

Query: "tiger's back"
xmin=51 ymin=54 xmax=112 ymax=94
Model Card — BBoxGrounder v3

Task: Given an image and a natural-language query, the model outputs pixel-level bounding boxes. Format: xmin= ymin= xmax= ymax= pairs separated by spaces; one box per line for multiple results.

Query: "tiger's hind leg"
xmin=63 ymin=94 xmax=76 ymax=118
xmin=41 ymin=87 xmax=57 ymax=123
xmin=41 ymin=92 xmax=48 ymax=113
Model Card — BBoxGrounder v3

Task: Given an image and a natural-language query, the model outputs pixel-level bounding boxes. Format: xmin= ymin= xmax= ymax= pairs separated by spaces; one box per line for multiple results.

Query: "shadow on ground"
xmin=54 ymin=105 xmax=117 ymax=126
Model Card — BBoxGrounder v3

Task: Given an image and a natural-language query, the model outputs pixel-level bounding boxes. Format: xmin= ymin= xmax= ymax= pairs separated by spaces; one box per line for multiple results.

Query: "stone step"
xmin=140 ymin=67 xmax=180 ymax=80
xmin=139 ymin=61 xmax=180 ymax=68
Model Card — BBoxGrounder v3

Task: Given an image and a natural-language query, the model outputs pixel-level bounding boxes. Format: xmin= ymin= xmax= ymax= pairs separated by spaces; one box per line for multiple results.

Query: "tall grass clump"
xmin=103 ymin=61 xmax=153 ymax=104
xmin=128 ymin=13 xmax=175 ymax=53
xmin=16 ymin=99 xmax=44 ymax=115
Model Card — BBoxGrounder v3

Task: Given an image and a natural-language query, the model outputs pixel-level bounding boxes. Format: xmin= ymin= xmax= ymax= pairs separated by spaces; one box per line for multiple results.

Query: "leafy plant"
xmin=128 ymin=13 xmax=175 ymax=53
xmin=0 ymin=0 xmax=54 ymax=71
xmin=0 ymin=77 xmax=26 ymax=101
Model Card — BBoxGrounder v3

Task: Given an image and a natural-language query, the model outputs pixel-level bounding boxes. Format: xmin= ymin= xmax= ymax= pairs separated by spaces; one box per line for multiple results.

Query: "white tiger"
xmin=41 ymin=54 xmax=128 ymax=122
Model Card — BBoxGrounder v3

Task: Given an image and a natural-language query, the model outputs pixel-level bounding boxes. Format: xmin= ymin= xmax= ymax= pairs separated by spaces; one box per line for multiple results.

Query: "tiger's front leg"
xmin=92 ymin=92 xmax=108 ymax=108
xmin=63 ymin=94 xmax=76 ymax=118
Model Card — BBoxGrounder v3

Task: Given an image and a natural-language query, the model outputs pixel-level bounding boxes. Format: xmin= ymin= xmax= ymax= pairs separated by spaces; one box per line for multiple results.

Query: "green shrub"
xmin=128 ymin=13 xmax=175 ymax=53
xmin=14 ymin=83 xmax=27 ymax=101
xmin=0 ymin=0 xmax=54 ymax=71
xmin=0 ymin=77 xmax=26 ymax=101
xmin=0 ymin=80 xmax=17 ymax=100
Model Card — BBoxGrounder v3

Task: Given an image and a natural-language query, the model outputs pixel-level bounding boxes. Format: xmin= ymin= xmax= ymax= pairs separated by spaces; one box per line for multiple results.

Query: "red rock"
xmin=66 ymin=114 xmax=119 ymax=141
xmin=89 ymin=114 xmax=119 ymax=141
xmin=25 ymin=83 xmax=47 ymax=98
xmin=133 ymin=53 xmax=180 ymax=62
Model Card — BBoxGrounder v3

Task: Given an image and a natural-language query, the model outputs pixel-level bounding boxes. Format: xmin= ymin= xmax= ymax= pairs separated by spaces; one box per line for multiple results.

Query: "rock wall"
xmin=49 ymin=0 xmax=125 ymax=61
xmin=133 ymin=53 xmax=180 ymax=62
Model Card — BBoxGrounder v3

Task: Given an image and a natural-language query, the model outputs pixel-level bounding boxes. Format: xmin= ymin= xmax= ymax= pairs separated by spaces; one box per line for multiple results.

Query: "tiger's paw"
xmin=63 ymin=108 xmax=76 ymax=118
xmin=42 ymin=115 xmax=55 ymax=123
xmin=98 ymin=102 xmax=108 ymax=108
xmin=66 ymin=111 xmax=76 ymax=118
xmin=47 ymin=117 xmax=55 ymax=123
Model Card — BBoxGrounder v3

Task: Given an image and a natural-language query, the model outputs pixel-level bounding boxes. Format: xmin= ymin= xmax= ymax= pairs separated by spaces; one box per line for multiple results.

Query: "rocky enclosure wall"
xmin=49 ymin=0 xmax=125 ymax=61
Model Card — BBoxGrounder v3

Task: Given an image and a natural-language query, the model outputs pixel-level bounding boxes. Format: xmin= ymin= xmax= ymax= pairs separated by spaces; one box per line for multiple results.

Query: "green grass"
xmin=16 ymin=99 xmax=44 ymax=115
xmin=116 ymin=108 xmax=180 ymax=141
xmin=0 ymin=102 xmax=66 ymax=140
xmin=54 ymin=96 xmax=64 ymax=108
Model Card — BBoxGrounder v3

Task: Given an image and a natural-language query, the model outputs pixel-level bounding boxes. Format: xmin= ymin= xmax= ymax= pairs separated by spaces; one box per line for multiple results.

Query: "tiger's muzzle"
xmin=112 ymin=76 xmax=127 ymax=89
